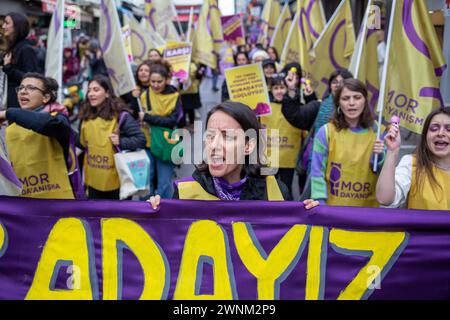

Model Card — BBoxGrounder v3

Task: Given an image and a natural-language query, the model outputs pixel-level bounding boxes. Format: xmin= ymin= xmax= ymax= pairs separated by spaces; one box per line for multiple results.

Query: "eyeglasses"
xmin=15 ymin=85 xmax=45 ymax=94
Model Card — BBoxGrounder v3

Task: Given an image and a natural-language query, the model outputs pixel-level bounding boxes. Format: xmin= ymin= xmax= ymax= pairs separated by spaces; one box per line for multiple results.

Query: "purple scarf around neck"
xmin=212 ymin=176 xmax=248 ymax=201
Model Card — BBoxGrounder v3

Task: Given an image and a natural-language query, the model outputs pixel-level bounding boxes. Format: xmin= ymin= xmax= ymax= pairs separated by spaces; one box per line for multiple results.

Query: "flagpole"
xmin=58 ymin=0 xmax=65 ymax=103
xmin=353 ymin=0 xmax=372 ymax=79
xmin=318 ymin=0 xmax=326 ymax=26
xmin=373 ymin=0 xmax=397 ymax=172
xmin=186 ymin=6 xmax=194 ymax=42
xmin=171 ymin=1 xmax=184 ymax=40
xmin=280 ymin=10 xmax=298 ymax=65
xmin=270 ymin=2 xmax=288 ymax=47
xmin=312 ymin=0 xmax=346 ymax=51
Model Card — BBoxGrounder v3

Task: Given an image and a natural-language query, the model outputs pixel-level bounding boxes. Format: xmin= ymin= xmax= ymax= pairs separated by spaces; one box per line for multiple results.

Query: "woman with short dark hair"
xmin=178 ymin=101 xmax=291 ymax=200
xmin=1 ymin=12 xmax=41 ymax=109
xmin=0 ymin=73 xmax=75 ymax=199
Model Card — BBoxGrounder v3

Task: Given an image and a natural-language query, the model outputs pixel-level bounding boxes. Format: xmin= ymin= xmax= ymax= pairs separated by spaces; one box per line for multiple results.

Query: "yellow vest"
xmin=325 ymin=123 xmax=379 ymax=207
xmin=80 ymin=117 xmax=119 ymax=191
xmin=408 ymin=156 xmax=450 ymax=210
xmin=6 ymin=123 xmax=74 ymax=199
xmin=177 ymin=176 xmax=284 ymax=200
xmin=139 ymin=88 xmax=179 ymax=148
xmin=260 ymin=102 xmax=303 ymax=168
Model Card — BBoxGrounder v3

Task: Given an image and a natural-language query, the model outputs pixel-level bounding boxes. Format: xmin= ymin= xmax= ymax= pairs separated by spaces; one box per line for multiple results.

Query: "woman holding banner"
xmin=310 ymin=79 xmax=386 ymax=207
xmin=78 ymin=75 xmax=146 ymax=200
xmin=376 ymin=107 xmax=450 ymax=210
xmin=138 ymin=60 xmax=182 ymax=199
xmin=148 ymin=101 xmax=319 ymax=210
xmin=0 ymin=73 xmax=75 ymax=199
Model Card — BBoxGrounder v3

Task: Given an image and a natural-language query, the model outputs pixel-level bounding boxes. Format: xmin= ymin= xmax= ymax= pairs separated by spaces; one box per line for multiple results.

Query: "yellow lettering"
xmin=174 ymin=220 xmax=236 ymax=300
xmin=329 ymin=229 xmax=409 ymax=300
xmin=233 ymin=222 xmax=309 ymax=300
xmin=101 ymin=218 xmax=169 ymax=300
xmin=305 ymin=226 xmax=329 ymax=300
xmin=0 ymin=222 xmax=7 ymax=258
xmin=26 ymin=218 xmax=97 ymax=300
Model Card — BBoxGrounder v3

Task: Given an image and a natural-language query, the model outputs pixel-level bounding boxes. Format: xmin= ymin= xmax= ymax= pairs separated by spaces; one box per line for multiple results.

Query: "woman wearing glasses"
xmin=0 ymin=73 xmax=76 ymax=199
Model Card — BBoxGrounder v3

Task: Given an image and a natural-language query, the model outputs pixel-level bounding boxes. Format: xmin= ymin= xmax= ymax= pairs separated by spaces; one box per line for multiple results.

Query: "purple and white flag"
xmin=45 ymin=0 xmax=64 ymax=101
xmin=100 ymin=0 xmax=136 ymax=96
xmin=0 ymin=134 xmax=21 ymax=196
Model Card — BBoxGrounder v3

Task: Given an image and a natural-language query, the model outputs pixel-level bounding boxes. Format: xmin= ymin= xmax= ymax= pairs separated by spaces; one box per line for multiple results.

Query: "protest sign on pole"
xmin=163 ymin=42 xmax=192 ymax=83
xmin=221 ymin=15 xmax=246 ymax=45
xmin=225 ymin=64 xmax=271 ymax=116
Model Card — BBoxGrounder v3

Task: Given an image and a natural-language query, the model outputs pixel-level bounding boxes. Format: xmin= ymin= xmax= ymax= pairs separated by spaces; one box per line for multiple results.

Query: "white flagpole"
xmin=373 ymin=0 xmax=397 ymax=172
xmin=186 ymin=6 xmax=194 ymax=42
xmin=353 ymin=0 xmax=372 ymax=79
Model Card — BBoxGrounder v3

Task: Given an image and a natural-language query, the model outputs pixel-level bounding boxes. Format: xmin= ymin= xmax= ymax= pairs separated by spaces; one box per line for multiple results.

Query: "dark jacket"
xmin=5 ymin=106 xmax=71 ymax=162
xmin=281 ymin=92 xmax=321 ymax=131
xmin=173 ymin=169 xmax=292 ymax=201
xmin=142 ymin=85 xmax=182 ymax=129
xmin=3 ymin=40 xmax=41 ymax=108
xmin=120 ymin=92 xmax=141 ymax=120
xmin=89 ymin=57 xmax=108 ymax=77
xmin=76 ymin=111 xmax=146 ymax=151
xmin=221 ymin=79 xmax=229 ymax=102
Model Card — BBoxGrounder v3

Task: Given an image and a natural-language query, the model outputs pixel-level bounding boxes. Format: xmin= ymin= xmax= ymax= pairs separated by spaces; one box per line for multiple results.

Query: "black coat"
xmin=2 ymin=40 xmax=41 ymax=109
xmin=173 ymin=169 xmax=292 ymax=200
xmin=281 ymin=93 xmax=321 ymax=130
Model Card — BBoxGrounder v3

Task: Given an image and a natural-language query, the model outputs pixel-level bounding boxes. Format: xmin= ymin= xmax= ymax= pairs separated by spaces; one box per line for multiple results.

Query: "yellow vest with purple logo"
xmin=80 ymin=117 xmax=119 ymax=191
xmin=260 ymin=102 xmax=303 ymax=168
xmin=407 ymin=156 xmax=450 ymax=210
xmin=6 ymin=123 xmax=74 ymax=199
xmin=325 ymin=123 xmax=379 ymax=207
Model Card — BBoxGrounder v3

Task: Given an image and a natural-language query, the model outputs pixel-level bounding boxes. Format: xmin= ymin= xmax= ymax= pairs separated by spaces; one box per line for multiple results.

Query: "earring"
xmin=337 ymin=107 xmax=341 ymax=114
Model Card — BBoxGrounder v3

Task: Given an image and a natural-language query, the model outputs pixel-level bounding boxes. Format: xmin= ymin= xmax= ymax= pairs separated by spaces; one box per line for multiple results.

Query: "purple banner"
xmin=221 ymin=15 xmax=245 ymax=45
xmin=1 ymin=196 xmax=450 ymax=300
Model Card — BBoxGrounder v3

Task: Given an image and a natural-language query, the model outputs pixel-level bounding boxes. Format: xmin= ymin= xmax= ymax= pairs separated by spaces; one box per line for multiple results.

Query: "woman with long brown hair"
xmin=1 ymin=12 xmax=40 ymax=109
xmin=78 ymin=75 xmax=146 ymax=199
xmin=310 ymin=78 xmax=386 ymax=207
xmin=377 ymin=107 xmax=450 ymax=210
